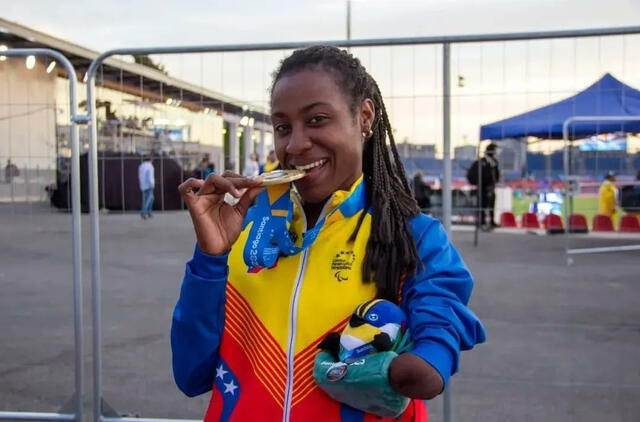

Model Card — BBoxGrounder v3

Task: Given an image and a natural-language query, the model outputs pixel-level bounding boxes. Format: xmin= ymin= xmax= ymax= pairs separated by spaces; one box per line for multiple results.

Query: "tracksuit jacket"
xmin=171 ymin=177 xmax=486 ymax=421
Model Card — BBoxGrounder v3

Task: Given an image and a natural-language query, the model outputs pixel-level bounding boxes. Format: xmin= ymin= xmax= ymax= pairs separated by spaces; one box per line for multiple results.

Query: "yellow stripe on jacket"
xmin=224 ymin=177 xmax=376 ymax=408
xmin=227 ymin=177 xmax=376 ymax=354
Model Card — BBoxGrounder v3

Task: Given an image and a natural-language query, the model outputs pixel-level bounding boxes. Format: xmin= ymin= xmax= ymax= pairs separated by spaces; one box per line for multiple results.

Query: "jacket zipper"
xmin=282 ymin=248 xmax=309 ymax=422
xmin=282 ymin=194 xmax=334 ymax=422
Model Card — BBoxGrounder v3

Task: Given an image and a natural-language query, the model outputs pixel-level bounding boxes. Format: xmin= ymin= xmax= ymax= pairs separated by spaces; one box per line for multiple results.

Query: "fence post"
xmin=441 ymin=41 xmax=455 ymax=422
xmin=86 ymin=61 xmax=103 ymax=422
xmin=442 ymin=42 xmax=452 ymax=233
xmin=0 ymin=48 xmax=84 ymax=422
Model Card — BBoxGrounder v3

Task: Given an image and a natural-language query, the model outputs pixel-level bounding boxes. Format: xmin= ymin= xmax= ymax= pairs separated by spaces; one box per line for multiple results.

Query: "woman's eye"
xmin=274 ymin=124 xmax=290 ymax=134
xmin=309 ymin=115 xmax=328 ymax=124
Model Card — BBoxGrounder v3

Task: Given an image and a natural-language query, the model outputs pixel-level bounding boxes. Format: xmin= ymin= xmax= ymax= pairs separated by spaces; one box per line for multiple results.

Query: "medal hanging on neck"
xmin=242 ymin=175 xmax=366 ymax=272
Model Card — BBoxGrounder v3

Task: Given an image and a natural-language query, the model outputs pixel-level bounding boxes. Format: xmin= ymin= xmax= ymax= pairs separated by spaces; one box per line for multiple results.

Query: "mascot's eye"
xmin=368 ymin=313 xmax=378 ymax=321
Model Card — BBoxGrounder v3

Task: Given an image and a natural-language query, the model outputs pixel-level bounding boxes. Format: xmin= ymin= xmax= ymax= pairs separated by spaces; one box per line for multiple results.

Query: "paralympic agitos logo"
xmin=331 ymin=250 xmax=355 ymax=282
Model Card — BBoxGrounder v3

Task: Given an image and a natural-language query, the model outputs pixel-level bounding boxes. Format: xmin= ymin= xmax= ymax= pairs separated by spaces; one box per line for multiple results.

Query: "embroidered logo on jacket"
xmin=331 ymin=251 xmax=355 ymax=282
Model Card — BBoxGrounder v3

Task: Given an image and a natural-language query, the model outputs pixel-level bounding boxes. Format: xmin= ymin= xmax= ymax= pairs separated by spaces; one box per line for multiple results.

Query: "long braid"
xmin=372 ymin=82 xmax=414 ymax=196
xmin=271 ymin=46 xmax=420 ymax=302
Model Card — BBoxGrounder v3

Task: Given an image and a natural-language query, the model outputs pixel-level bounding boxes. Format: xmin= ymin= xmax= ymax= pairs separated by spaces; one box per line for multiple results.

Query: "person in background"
xmin=194 ymin=158 xmax=213 ymax=180
xmin=598 ymin=171 xmax=617 ymax=219
xmin=620 ymin=170 xmax=640 ymax=217
xmin=243 ymin=152 xmax=260 ymax=177
xmin=4 ymin=159 xmax=19 ymax=183
xmin=138 ymin=156 xmax=155 ymax=219
xmin=467 ymin=143 xmax=500 ymax=230
xmin=412 ymin=171 xmax=431 ymax=211
xmin=263 ymin=149 xmax=280 ymax=172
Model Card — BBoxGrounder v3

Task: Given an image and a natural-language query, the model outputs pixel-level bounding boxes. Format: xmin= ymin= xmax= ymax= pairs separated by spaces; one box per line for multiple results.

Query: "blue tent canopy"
xmin=480 ymin=73 xmax=640 ymax=140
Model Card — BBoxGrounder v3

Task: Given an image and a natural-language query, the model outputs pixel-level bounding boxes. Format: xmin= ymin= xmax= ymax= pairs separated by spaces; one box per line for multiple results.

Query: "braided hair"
xmin=271 ymin=45 xmax=420 ymax=302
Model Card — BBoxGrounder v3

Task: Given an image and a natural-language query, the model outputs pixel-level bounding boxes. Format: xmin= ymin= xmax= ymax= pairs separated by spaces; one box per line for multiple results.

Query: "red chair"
xmin=521 ymin=212 xmax=540 ymax=229
xmin=500 ymin=212 xmax=517 ymax=228
xmin=543 ymin=214 xmax=564 ymax=233
xmin=619 ymin=214 xmax=640 ymax=233
xmin=568 ymin=214 xmax=589 ymax=233
xmin=592 ymin=214 xmax=614 ymax=232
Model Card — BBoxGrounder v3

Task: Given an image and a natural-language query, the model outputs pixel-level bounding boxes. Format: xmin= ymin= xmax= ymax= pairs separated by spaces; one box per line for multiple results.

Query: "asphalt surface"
xmin=1 ymin=202 xmax=639 ymax=421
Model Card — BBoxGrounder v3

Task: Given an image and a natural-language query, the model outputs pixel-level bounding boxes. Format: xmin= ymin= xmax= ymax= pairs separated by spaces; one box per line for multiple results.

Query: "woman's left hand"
xmin=388 ymin=353 xmax=443 ymax=400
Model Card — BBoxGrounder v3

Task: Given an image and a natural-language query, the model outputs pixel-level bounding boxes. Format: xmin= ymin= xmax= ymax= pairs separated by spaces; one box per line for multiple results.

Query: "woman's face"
xmin=270 ymin=69 xmax=374 ymax=204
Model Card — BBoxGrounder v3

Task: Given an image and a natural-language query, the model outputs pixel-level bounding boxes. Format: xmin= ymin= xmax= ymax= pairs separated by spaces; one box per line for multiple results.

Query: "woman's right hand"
xmin=178 ymin=171 xmax=264 ymax=255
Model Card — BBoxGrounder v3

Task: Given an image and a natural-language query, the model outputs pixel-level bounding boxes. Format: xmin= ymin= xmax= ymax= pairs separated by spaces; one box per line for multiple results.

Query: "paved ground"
xmin=1 ymin=202 xmax=639 ymax=421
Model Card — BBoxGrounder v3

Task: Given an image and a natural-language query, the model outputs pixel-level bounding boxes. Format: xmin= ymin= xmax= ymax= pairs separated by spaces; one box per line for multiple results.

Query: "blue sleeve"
xmin=402 ymin=216 xmax=486 ymax=388
xmin=171 ymin=245 xmax=229 ymax=397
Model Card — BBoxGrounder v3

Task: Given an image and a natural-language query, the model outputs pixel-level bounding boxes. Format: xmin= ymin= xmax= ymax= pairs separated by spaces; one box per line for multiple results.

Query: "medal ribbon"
xmin=242 ymin=180 xmax=366 ymax=271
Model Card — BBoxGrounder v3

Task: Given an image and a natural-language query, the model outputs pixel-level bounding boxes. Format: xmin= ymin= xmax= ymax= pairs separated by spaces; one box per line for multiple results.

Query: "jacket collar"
xmin=292 ymin=175 xmax=366 ymax=231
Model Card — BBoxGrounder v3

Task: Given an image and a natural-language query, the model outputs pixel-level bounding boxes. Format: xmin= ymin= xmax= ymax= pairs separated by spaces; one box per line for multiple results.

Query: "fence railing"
xmin=83 ymin=25 xmax=640 ymax=422
xmin=562 ymin=116 xmax=640 ymax=264
xmin=0 ymin=49 xmax=84 ymax=422
xmin=3 ymin=24 xmax=640 ymax=422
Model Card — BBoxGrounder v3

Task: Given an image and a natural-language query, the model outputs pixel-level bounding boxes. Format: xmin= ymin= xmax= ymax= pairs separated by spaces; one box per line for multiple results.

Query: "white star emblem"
xmin=215 ymin=365 xmax=228 ymax=379
xmin=223 ymin=379 xmax=238 ymax=395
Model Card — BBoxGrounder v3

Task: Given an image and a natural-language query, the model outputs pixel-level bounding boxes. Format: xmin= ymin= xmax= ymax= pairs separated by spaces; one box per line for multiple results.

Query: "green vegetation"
xmin=511 ymin=195 xmax=622 ymax=228
xmin=512 ymin=196 xmax=535 ymax=218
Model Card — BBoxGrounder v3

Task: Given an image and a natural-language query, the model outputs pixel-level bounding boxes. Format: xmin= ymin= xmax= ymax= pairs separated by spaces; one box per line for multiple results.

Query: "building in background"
xmin=0 ymin=18 xmax=271 ymax=202
xmin=400 ymin=140 xmax=436 ymax=159
xmin=454 ymin=145 xmax=477 ymax=160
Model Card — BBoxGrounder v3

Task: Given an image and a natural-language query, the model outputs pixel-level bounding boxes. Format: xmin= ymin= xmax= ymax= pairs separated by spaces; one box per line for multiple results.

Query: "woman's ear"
xmin=359 ymin=98 xmax=375 ymax=136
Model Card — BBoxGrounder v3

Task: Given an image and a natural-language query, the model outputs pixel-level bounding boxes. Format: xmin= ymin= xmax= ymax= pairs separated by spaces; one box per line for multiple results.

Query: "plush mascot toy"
xmin=319 ymin=299 xmax=407 ymax=362
xmin=314 ymin=299 xmax=412 ymax=418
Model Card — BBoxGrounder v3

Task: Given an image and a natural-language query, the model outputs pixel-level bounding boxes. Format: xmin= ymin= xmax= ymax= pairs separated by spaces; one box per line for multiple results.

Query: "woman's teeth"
xmin=294 ymin=159 xmax=326 ymax=172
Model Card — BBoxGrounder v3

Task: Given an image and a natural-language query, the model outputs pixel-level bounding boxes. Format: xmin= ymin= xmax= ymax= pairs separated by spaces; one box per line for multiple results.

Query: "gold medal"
xmin=259 ymin=169 xmax=306 ymax=186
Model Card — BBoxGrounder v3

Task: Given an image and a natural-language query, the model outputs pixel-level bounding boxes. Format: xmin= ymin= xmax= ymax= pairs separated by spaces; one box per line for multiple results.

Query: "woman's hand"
xmin=388 ymin=353 xmax=443 ymax=400
xmin=178 ymin=171 xmax=263 ymax=255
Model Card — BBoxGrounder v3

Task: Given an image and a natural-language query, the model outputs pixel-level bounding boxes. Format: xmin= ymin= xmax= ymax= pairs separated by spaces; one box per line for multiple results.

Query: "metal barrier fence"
xmin=0 ymin=49 xmax=84 ymax=422
xmin=562 ymin=116 xmax=640 ymax=264
xmin=3 ymin=25 xmax=640 ymax=422
xmin=83 ymin=26 xmax=640 ymax=422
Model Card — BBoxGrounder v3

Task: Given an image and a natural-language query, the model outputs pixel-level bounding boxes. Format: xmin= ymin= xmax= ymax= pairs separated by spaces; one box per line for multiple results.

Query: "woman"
xmin=598 ymin=172 xmax=617 ymax=218
xmin=264 ymin=150 xmax=280 ymax=172
xmin=172 ymin=46 xmax=485 ymax=422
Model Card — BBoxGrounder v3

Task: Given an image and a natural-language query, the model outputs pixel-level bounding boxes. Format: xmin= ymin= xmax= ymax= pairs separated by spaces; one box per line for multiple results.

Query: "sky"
xmin=5 ymin=0 xmax=640 ymax=50
xmin=3 ymin=0 xmax=640 ymax=153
